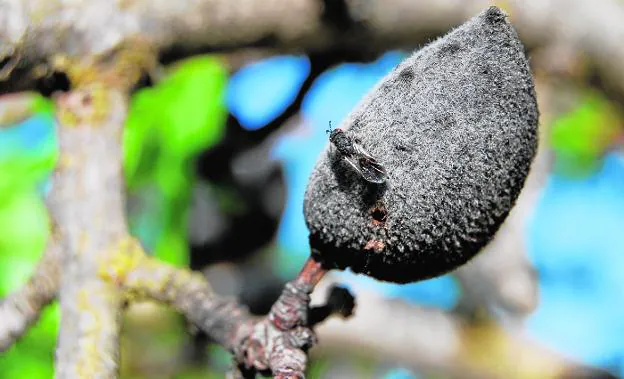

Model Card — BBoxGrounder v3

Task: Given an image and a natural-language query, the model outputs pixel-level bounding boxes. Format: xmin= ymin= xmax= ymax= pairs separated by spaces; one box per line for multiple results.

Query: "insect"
xmin=326 ymin=121 xmax=388 ymax=184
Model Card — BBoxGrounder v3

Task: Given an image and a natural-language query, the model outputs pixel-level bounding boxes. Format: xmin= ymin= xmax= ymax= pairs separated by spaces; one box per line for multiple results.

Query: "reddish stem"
xmin=268 ymin=256 xmax=328 ymax=331
xmin=294 ymin=256 xmax=328 ymax=291
xmin=229 ymin=255 xmax=349 ymax=378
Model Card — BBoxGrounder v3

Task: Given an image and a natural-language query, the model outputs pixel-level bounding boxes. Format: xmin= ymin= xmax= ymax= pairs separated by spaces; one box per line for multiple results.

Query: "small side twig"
xmin=120 ymin=245 xmax=250 ymax=349
xmin=121 ymin=249 xmax=350 ymax=378
xmin=0 ymin=92 xmax=42 ymax=127
xmin=0 ymin=238 xmax=61 ymax=352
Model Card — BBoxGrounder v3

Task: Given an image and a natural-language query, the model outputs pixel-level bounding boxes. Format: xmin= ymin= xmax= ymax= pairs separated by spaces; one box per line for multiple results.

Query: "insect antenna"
xmin=326 ymin=120 xmax=333 ymax=135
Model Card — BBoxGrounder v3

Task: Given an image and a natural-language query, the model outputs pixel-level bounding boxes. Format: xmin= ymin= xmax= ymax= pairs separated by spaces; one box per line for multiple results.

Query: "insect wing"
xmin=353 ymin=143 xmax=387 ymax=183
xmin=342 ymin=154 xmax=366 ymax=177
xmin=358 ymin=157 xmax=387 ymax=183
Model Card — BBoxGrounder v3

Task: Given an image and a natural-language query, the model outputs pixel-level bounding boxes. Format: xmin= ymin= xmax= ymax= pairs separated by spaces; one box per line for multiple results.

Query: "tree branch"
xmin=3 ymin=0 xmax=624 ymax=104
xmin=0 ymin=39 xmax=346 ymax=377
xmin=313 ymin=278 xmax=617 ymax=379
xmin=0 ymin=238 xmax=61 ymax=352
xmin=47 ymin=85 xmax=129 ymax=378
xmin=0 ymin=92 xmax=41 ymax=127
xmin=120 ymin=250 xmax=348 ymax=378
xmin=120 ymin=247 xmax=251 ymax=349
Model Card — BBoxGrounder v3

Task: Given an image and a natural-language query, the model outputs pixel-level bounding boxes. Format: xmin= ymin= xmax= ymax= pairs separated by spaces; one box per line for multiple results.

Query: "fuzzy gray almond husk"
xmin=303 ymin=6 xmax=539 ymax=283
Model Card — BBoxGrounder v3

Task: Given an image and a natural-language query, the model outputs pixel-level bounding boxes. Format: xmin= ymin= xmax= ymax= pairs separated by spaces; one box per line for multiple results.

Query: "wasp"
xmin=326 ymin=122 xmax=388 ymax=184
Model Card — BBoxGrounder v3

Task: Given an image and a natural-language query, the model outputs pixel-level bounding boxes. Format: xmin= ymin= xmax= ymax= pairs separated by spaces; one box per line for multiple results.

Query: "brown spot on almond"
xmin=370 ymin=200 xmax=388 ymax=226
xmin=364 ymin=239 xmax=385 ymax=253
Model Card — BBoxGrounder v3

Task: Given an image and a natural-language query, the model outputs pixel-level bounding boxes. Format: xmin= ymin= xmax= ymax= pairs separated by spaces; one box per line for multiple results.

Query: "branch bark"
xmin=47 ymin=85 xmax=129 ymax=378
xmin=119 ymin=252 xmax=344 ymax=378
xmin=0 ymin=41 xmax=348 ymax=377
xmin=313 ymin=277 xmax=616 ymax=379
xmin=2 ymin=0 xmax=624 ymax=103
xmin=0 ymin=237 xmax=60 ymax=351
xmin=0 ymin=92 xmax=41 ymax=127
xmin=120 ymin=248 xmax=250 ymax=350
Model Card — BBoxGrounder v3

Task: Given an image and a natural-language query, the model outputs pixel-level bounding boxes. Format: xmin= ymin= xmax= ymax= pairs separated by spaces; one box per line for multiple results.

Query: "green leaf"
xmin=0 ymin=108 xmax=56 ymax=376
xmin=123 ymin=56 xmax=228 ymax=184
xmin=0 ymin=152 xmax=56 ymax=197
xmin=123 ymin=89 xmax=160 ymax=186
xmin=155 ymin=56 xmax=228 ymax=156
xmin=0 ymin=191 xmax=49 ymax=265
xmin=30 ymin=95 xmax=54 ymax=116
xmin=154 ymin=227 xmax=189 ymax=267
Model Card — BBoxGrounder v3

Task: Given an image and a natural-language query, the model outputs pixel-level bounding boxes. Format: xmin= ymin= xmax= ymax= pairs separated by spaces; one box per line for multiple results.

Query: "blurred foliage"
xmin=0 ymin=56 xmax=229 ymax=377
xmin=0 ymin=103 xmax=57 ymax=378
xmin=550 ymin=91 xmax=623 ymax=177
xmin=120 ymin=304 xmax=189 ymax=378
xmin=124 ymin=56 xmax=229 ymax=266
xmin=306 ymin=358 xmax=331 ymax=379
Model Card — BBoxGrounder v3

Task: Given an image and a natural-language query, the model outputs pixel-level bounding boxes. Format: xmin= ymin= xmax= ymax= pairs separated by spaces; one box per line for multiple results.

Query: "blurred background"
xmin=1 ymin=2 xmax=624 ymax=378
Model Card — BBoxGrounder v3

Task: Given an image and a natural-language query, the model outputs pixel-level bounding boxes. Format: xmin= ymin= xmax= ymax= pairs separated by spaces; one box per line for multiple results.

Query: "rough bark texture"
xmin=120 ymin=253 xmax=340 ymax=378
xmin=0 ymin=239 xmax=60 ymax=351
xmin=0 ymin=72 xmax=347 ymax=376
xmin=49 ymin=86 xmax=128 ymax=378
xmin=2 ymin=0 xmax=624 ymax=104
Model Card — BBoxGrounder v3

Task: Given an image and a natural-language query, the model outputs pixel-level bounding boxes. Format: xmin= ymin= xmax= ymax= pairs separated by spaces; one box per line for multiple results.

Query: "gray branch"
xmin=47 ymin=86 xmax=129 ymax=378
xmin=313 ymin=278 xmax=614 ymax=379
xmin=2 ymin=0 xmax=624 ymax=101
xmin=0 ymin=238 xmax=61 ymax=351
xmin=122 ymin=254 xmax=251 ymax=350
